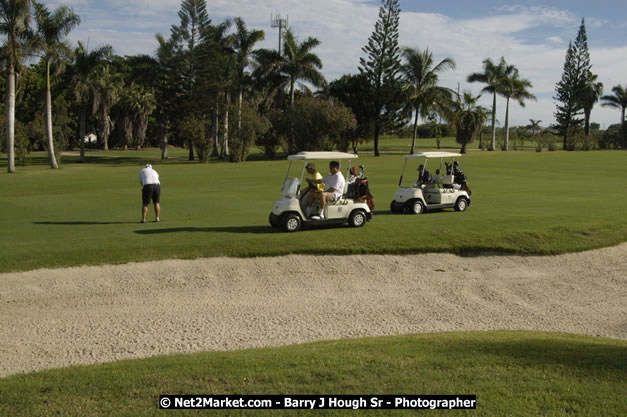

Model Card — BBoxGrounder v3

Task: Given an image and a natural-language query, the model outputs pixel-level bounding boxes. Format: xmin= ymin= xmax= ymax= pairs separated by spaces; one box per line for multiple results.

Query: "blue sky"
xmin=45 ymin=0 xmax=627 ymax=128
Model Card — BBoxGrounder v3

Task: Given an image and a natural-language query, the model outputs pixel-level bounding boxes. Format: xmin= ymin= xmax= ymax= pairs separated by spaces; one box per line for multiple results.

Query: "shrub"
xmin=287 ymin=97 xmax=357 ymax=153
xmin=179 ymin=116 xmax=209 ymax=162
xmin=228 ymin=101 xmax=271 ymax=162
xmin=256 ymin=109 xmax=286 ymax=159
xmin=599 ymin=123 xmax=623 ymax=149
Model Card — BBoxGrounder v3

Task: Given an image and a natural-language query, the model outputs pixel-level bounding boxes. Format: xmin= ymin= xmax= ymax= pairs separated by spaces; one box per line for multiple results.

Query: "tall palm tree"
xmin=579 ymin=72 xmax=603 ymax=136
xmin=281 ymin=29 xmax=326 ymax=108
xmin=467 ymin=57 xmax=507 ymax=151
xmin=499 ymin=65 xmax=535 ymax=150
xmin=33 ymin=2 xmax=80 ymax=168
xmin=232 ymin=17 xmax=264 ymax=130
xmin=600 ymin=84 xmax=627 ymax=149
xmin=93 ymin=65 xmax=123 ymax=150
xmin=72 ymin=41 xmax=111 ymax=162
xmin=0 ymin=0 xmax=33 ymax=173
xmin=205 ymin=20 xmax=233 ymax=158
xmin=451 ymin=92 xmax=488 ymax=154
xmin=281 ymin=29 xmax=325 ymax=153
xmin=400 ymin=47 xmax=455 ymax=154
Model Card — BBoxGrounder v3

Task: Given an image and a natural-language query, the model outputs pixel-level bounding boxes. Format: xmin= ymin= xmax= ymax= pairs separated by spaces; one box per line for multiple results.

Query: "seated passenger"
xmin=305 ymin=163 xmax=324 ymax=192
xmin=415 ymin=164 xmax=433 ymax=187
xmin=305 ymin=161 xmax=346 ymax=219
xmin=452 ymin=160 xmax=471 ymax=195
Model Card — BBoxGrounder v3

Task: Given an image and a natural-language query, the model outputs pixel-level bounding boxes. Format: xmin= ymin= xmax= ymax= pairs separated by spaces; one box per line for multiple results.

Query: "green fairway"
xmin=0 ymin=147 xmax=626 ymax=272
xmin=0 ymin=331 xmax=624 ymax=416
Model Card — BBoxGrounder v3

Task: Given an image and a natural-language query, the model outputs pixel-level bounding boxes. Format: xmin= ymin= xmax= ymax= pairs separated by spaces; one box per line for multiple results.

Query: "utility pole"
xmin=271 ymin=13 xmax=288 ymax=56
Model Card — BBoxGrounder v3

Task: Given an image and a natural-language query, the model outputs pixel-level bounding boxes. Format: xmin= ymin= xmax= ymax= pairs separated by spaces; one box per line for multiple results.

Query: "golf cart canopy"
xmin=288 ymin=151 xmax=358 ymax=161
xmin=404 ymin=152 xmax=462 ymax=159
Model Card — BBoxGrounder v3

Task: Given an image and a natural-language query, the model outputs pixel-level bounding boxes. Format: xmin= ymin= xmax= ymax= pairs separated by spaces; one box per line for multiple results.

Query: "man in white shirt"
xmin=139 ymin=164 xmax=161 ymax=223
xmin=305 ymin=161 xmax=345 ymax=219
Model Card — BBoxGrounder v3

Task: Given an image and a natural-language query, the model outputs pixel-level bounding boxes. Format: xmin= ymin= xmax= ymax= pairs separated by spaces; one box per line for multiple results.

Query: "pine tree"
xmin=169 ymin=0 xmax=213 ymax=160
xmin=359 ymin=0 xmax=403 ymax=156
xmin=553 ymin=18 xmax=591 ymax=149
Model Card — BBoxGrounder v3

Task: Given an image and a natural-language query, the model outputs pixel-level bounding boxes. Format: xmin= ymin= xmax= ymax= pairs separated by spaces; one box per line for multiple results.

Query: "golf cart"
xmin=269 ymin=152 xmax=373 ymax=232
xmin=390 ymin=152 xmax=471 ymax=214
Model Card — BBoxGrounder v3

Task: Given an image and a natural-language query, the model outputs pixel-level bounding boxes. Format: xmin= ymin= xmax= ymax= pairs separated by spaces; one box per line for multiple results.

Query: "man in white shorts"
xmin=305 ymin=161 xmax=345 ymax=219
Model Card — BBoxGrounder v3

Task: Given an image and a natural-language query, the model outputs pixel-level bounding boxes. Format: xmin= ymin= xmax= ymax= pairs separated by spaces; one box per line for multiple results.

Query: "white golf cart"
xmin=390 ymin=152 xmax=471 ymax=214
xmin=269 ymin=152 xmax=373 ymax=232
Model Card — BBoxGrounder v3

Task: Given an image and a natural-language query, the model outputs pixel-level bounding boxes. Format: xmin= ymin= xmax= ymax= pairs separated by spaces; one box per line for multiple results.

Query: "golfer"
xmin=139 ymin=164 xmax=161 ymax=223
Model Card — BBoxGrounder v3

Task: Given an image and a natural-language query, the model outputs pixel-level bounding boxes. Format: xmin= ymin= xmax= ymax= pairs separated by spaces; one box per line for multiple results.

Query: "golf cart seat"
xmin=432 ymin=174 xmax=454 ymax=185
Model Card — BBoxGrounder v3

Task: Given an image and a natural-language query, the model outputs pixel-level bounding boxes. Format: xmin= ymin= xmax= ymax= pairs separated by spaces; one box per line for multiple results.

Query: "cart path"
xmin=1 ymin=244 xmax=626 ymax=377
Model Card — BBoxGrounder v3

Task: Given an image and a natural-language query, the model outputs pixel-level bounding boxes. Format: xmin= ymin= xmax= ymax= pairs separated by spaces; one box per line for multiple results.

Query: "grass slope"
xmin=0 ymin=331 xmax=625 ymax=416
xmin=0 ymin=147 xmax=626 ymax=272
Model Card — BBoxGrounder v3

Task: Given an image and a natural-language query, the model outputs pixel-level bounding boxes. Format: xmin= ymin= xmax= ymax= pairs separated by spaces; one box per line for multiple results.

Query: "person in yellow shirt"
xmin=305 ymin=163 xmax=324 ymax=192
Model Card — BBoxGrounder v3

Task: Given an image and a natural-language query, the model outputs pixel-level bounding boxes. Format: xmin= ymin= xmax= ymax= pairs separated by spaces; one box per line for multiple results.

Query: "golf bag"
xmin=346 ymin=166 xmax=375 ymax=210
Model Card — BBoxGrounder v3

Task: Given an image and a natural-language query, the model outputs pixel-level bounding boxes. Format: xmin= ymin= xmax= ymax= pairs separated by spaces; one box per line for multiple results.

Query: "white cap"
xmin=146 ymin=164 xmax=152 ymax=168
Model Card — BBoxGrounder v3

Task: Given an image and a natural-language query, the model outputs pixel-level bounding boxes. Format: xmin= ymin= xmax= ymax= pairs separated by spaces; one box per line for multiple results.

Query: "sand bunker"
xmin=1 ymin=244 xmax=625 ymax=377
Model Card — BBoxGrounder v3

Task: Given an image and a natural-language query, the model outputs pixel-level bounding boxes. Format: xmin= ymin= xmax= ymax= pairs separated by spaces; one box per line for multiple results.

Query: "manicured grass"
xmin=0 ymin=331 xmax=624 ymax=416
xmin=0 ymin=146 xmax=626 ymax=272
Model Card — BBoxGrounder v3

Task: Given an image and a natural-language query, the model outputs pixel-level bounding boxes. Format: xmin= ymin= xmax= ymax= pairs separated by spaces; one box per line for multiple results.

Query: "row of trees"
xmin=2 ymin=0 xmax=626 ymax=173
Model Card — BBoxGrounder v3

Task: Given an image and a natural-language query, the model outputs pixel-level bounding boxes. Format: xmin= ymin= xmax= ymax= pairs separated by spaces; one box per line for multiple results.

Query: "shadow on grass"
xmin=373 ymin=209 xmax=457 ymax=216
xmin=443 ymin=335 xmax=627 ymax=375
xmin=134 ymin=226 xmax=277 ymax=235
xmin=35 ymin=221 xmax=139 ymax=225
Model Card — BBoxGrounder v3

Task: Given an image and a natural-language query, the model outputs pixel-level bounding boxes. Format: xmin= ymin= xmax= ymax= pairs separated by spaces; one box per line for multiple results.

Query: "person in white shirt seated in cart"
xmin=305 ymin=160 xmax=346 ymax=219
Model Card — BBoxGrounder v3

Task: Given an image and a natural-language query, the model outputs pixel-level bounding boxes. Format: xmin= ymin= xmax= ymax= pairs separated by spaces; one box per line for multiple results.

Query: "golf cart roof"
xmin=287 ymin=151 xmax=358 ymax=161
xmin=404 ymin=152 xmax=462 ymax=160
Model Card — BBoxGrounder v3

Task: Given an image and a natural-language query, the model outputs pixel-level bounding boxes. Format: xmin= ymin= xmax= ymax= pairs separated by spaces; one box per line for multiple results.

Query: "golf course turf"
xmin=0 ymin=146 xmax=625 ymax=273
xmin=0 ymin=331 xmax=625 ymax=416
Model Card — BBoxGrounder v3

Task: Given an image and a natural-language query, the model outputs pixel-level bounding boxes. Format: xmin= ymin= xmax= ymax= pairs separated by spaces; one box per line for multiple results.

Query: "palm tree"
xmin=251 ymin=47 xmax=288 ymax=111
xmin=0 ymin=0 xmax=33 ymax=173
xmin=93 ymin=65 xmax=123 ymax=150
xmin=499 ymin=65 xmax=535 ymax=150
xmin=205 ymin=20 xmax=233 ymax=158
xmin=600 ymin=84 xmax=627 ymax=149
xmin=527 ymin=119 xmax=543 ymax=135
xmin=579 ymin=72 xmax=603 ymax=136
xmin=232 ymin=17 xmax=264 ymax=130
xmin=451 ymin=92 xmax=488 ymax=154
xmin=281 ymin=29 xmax=326 ymax=107
xmin=467 ymin=57 xmax=507 ymax=151
xmin=281 ymin=29 xmax=325 ymax=153
xmin=33 ymin=2 xmax=80 ymax=168
xmin=72 ymin=41 xmax=111 ymax=162
xmin=126 ymin=83 xmax=156 ymax=149
xmin=400 ymin=47 xmax=455 ymax=154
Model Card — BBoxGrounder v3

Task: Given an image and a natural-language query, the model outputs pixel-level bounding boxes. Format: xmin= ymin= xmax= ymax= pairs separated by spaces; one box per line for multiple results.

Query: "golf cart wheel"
xmin=390 ymin=201 xmax=403 ymax=214
xmin=455 ymin=197 xmax=469 ymax=212
xmin=408 ymin=199 xmax=424 ymax=215
xmin=281 ymin=213 xmax=302 ymax=232
xmin=348 ymin=210 xmax=367 ymax=227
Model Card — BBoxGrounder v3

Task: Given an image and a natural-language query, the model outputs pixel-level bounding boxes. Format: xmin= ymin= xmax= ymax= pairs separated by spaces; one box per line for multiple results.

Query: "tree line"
xmin=2 ymin=0 xmax=626 ymax=173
